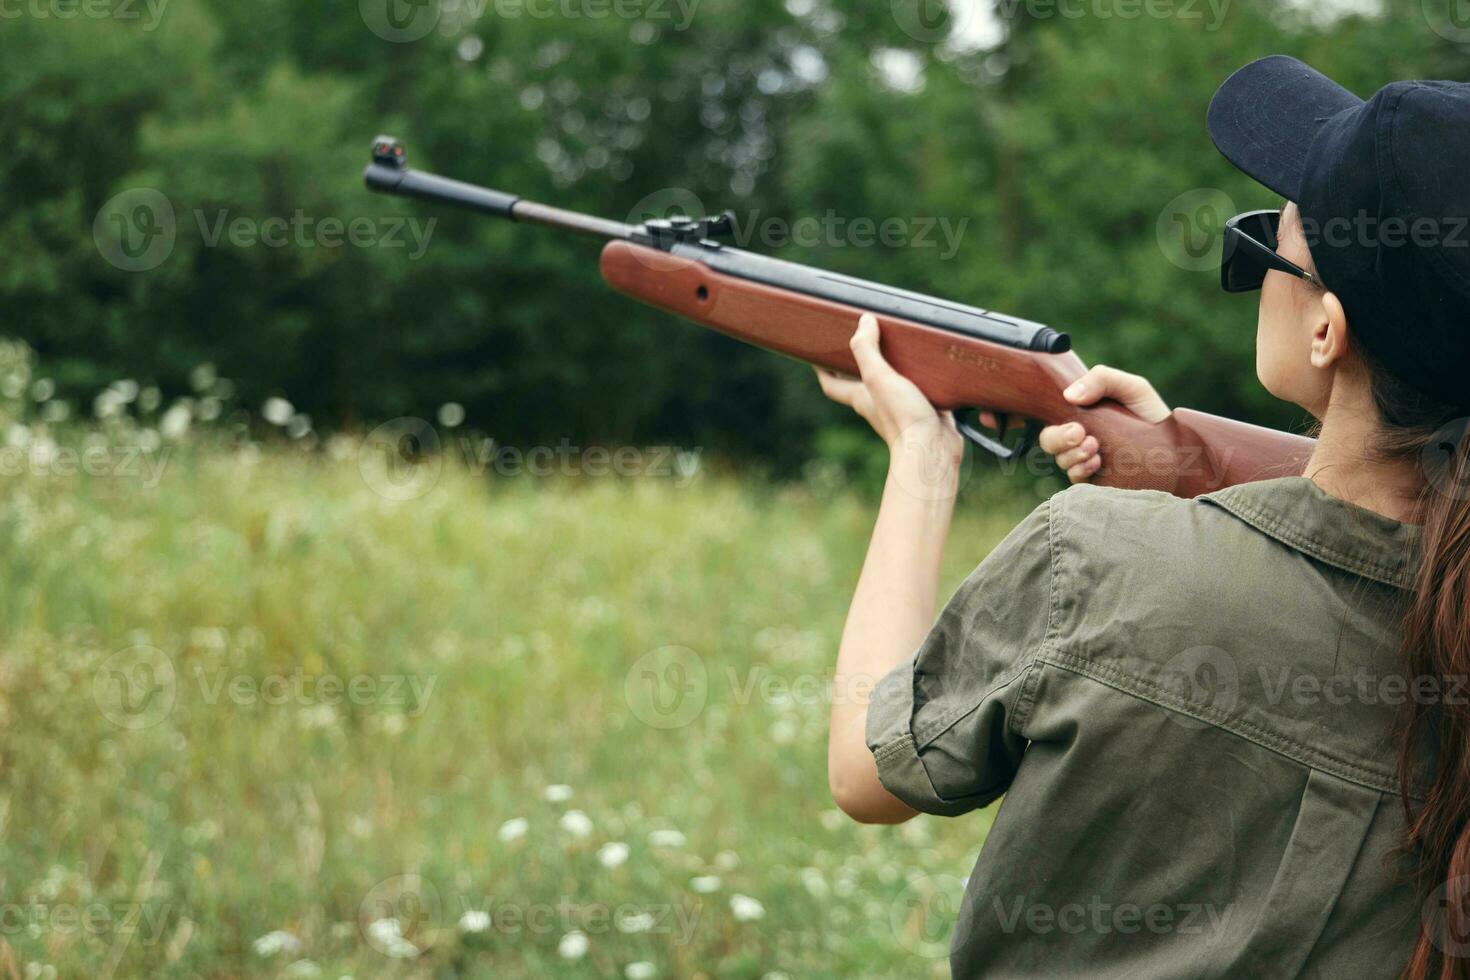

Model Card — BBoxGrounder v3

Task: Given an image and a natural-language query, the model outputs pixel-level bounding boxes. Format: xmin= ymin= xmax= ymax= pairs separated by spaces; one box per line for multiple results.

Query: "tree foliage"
xmin=5 ymin=0 xmax=1462 ymax=466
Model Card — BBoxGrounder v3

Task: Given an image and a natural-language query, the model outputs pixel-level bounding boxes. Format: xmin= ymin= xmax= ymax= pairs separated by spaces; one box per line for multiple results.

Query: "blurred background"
xmin=3 ymin=0 xmax=1466 ymax=977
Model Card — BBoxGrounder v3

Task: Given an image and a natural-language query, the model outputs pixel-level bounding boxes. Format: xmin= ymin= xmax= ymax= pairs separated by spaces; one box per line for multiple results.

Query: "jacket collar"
xmin=1200 ymin=477 xmax=1422 ymax=589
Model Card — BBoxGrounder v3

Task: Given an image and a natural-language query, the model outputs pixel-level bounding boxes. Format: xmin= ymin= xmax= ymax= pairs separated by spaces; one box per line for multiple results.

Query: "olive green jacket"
xmin=868 ymin=478 xmax=1430 ymax=979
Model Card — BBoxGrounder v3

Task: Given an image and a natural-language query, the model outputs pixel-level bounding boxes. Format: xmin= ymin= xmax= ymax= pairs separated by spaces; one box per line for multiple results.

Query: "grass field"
xmin=0 ymin=423 xmax=1039 ymax=978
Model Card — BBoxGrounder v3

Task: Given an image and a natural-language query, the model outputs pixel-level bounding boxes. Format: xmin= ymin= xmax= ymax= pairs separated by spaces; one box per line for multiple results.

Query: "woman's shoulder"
xmin=1037 ymin=482 xmax=1262 ymax=589
xmin=1047 ymin=481 xmax=1232 ymax=541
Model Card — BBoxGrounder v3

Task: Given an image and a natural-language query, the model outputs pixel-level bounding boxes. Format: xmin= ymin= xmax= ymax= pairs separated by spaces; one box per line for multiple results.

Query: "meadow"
xmin=0 ymin=402 xmax=1042 ymax=978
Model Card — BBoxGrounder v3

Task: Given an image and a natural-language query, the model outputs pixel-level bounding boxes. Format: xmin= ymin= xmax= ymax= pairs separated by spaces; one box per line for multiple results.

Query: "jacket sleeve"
xmin=865 ymin=499 xmax=1054 ymax=816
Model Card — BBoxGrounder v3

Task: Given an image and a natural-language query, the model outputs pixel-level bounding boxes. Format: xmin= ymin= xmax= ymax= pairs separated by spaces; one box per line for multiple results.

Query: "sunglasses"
xmin=1220 ymin=209 xmax=1322 ymax=293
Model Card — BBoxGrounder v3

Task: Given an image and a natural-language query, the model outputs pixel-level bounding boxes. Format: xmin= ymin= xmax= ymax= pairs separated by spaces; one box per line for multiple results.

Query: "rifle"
xmin=363 ymin=136 xmax=1314 ymax=497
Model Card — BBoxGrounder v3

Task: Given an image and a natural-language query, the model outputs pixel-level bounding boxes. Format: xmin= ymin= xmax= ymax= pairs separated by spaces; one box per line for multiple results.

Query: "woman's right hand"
xmin=1035 ymin=366 xmax=1172 ymax=484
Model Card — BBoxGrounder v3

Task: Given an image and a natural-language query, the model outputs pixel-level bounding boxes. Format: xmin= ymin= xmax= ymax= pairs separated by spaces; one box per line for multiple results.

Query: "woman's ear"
xmin=1310 ymin=290 xmax=1352 ymax=370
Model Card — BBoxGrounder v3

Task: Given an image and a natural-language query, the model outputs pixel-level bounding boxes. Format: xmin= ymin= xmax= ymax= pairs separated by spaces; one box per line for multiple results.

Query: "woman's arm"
xmin=817 ymin=317 xmax=1169 ymax=823
xmin=817 ymin=315 xmax=965 ymax=825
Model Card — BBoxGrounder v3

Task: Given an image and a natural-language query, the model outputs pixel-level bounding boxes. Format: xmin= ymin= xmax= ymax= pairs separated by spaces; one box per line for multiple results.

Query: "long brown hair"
xmin=1372 ymin=357 xmax=1470 ymax=980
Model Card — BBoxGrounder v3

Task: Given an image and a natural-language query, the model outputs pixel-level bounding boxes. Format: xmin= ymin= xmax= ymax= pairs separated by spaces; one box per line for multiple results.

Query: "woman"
xmin=817 ymin=56 xmax=1470 ymax=978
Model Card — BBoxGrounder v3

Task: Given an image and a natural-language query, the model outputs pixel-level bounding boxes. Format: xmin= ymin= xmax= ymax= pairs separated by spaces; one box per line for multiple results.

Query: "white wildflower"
xmin=93 ymin=389 xmax=125 ymax=419
xmin=438 ymin=402 xmax=466 ymax=428
xmin=598 ymin=842 xmax=630 ymax=869
xmin=298 ymin=704 xmax=336 ymax=729
xmin=285 ymin=961 xmax=321 ymax=978
xmin=252 ymin=931 xmax=303 ymax=957
xmin=689 ymin=875 xmax=722 ymax=894
xmin=189 ymin=363 xmax=217 ymax=392
xmin=457 ymin=36 xmax=484 ymax=62
xmin=262 ymin=397 xmax=294 ymax=426
xmin=497 ymin=817 xmax=529 ymax=843
xmin=558 ymin=930 xmax=589 ymax=960
xmin=648 ymin=829 xmax=685 ymax=848
xmin=458 ymin=910 xmax=491 ymax=933
xmin=730 ymin=894 xmax=765 ymax=922
xmin=365 ymin=918 xmax=400 ymax=947
xmin=543 ymin=784 xmax=573 ymax=803
xmin=366 ymin=918 xmax=419 ymax=959
xmin=616 ymin=911 xmax=656 ymax=934
xmin=559 ymin=809 xmax=593 ymax=838
xmin=160 ymin=402 xmax=192 ymax=440
xmin=30 ymin=436 xmax=58 ymax=467
xmin=385 ymin=938 xmax=419 ymax=959
xmin=625 ymin=962 xmax=657 ymax=980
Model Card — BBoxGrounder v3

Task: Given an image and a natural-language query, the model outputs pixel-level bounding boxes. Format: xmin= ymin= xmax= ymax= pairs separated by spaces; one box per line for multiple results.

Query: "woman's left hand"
xmin=815 ymin=314 xmax=965 ymax=467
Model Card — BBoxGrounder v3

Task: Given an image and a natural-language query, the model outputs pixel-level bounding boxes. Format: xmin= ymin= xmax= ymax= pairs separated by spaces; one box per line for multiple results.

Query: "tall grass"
xmin=0 ymin=384 xmax=1039 ymax=977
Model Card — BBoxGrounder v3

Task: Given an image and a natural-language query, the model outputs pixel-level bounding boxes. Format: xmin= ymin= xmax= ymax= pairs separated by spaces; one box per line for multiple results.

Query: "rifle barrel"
xmin=364 ymin=145 xmax=633 ymax=240
xmin=512 ymin=200 xmax=634 ymax=240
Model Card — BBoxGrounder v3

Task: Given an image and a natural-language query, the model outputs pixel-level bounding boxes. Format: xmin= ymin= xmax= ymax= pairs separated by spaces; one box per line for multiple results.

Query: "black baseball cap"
xmin=1207 ymin=55 xmax=1470 ymax=408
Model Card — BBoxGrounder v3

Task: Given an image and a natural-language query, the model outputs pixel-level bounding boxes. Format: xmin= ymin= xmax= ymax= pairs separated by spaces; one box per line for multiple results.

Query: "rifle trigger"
xmin=956 ymin=412 xmax=1041 ymax=463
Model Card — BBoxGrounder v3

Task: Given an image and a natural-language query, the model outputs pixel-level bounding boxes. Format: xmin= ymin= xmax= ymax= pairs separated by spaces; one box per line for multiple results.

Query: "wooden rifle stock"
xmin=601 ymin=240 xmax=1315 ymax=498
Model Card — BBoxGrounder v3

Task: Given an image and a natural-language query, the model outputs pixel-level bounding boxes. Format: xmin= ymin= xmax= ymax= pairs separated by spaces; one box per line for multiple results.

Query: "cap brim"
xmin=1207 ymin=55 xmax=1363 ymax=201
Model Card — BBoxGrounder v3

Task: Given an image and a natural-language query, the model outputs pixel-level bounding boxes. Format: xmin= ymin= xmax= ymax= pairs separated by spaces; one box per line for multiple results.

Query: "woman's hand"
xmin=815 ymin=315 xmax=965 ymax=469
xmin=815 ymin=318 xmax=1170 ymax=488
xmin=1036 ymin=366 xmax=1171 ymax=484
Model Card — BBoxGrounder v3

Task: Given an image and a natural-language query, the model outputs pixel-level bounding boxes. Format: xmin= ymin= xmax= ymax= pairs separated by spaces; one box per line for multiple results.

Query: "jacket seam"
xmin=911 ymin=654 xmax=1037 ymax=748
xmin=1037 ymin=650 xmax=1421 ymax=799
xmin=909 ymin=499 xmax=1055 ymax=748
xmin=874 ymin=733 xmax=1009 ymax=809
xmin=1203 ymin=494 xmax=1412 ymax=588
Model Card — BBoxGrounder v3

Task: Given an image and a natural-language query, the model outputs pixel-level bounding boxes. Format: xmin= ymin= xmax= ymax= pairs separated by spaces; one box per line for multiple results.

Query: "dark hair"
xmin=1373 ymin=357 xmax=1470 ymax=980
